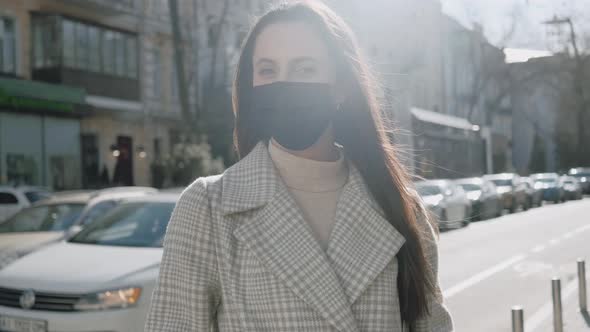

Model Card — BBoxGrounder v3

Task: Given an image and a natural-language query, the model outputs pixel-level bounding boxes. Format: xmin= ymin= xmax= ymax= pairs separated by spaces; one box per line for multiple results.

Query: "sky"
xmin=441 ymin=0 xmax=590 ymax=52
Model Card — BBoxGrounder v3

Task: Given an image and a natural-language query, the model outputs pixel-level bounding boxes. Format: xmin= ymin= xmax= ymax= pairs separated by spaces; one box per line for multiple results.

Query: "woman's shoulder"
xmin=176 ymin=173 xmax=225 ymax=208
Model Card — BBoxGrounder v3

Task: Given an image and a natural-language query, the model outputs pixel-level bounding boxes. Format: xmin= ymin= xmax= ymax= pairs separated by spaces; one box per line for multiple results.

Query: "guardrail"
xmin=510 ymin=258 xmax=587 ymax=332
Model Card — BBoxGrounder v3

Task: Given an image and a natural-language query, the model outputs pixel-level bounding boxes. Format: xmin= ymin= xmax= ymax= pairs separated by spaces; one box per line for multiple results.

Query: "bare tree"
xmin=543 ymin=16 xmax=590 ymax=166
xmin=169 ymin=0 xmax=193 ymax=132
xmin=166 ymin=0 xmax=231 ymax=185
xmin=169 ymin=0 xmax=233 ymax=131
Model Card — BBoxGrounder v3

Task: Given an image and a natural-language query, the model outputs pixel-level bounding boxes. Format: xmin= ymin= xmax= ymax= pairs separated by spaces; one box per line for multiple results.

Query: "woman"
xmin=145 ymin=1 xmax=454 ymax=331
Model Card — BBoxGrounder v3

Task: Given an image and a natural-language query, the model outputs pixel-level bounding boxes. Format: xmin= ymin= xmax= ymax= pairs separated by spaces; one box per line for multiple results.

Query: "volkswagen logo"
xmin=19 ymin=289 xmax=35 ymax=310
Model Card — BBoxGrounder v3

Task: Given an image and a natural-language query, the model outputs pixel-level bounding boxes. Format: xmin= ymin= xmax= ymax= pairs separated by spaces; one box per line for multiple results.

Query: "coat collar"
xmin=222 ymin=142 xmax=406 ymax=332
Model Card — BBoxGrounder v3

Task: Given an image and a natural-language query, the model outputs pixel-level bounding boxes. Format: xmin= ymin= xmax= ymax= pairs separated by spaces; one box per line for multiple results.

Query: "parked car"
xmin=483 ymin=173 xmax=528 ymax=213
xmin=568 ymin=167 xmax=590 ymax=194
xmin=454 ymin=177 xmax=502 ymax=221
xmin=531 ymin=173 xmax=564 ymax=203
xmin=0 ymin=193 xmax=178 ymax=332
xmin=415 ymin=180 xmax=471 ymax=229
xmin=0 ymin=187 xmax=157 ymax=269
xmin=521 ymin=177 xmax=543 ymax=208
xmin=561 ymin=176 xmax=583 ymax=201
xmin=0 ymin=186 xmax=52 ymax=222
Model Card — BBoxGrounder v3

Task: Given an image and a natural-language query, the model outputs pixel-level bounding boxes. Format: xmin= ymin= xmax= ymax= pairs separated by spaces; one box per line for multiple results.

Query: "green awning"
xmin=0 ymin=77 xmax=86 ymax=113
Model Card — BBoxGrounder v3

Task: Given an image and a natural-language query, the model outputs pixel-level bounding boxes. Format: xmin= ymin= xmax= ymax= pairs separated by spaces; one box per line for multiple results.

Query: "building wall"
xmin=327 ymin=0 xmax=445 ymax=113
xmin=511 ymin=60 xmax=560 ymax=174
xmin=0 ymin=0 xmax=31 ymax=78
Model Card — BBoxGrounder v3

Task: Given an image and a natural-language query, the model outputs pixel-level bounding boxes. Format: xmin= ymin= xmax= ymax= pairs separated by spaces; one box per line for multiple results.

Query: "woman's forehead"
xmin=253 ymin=22 xmax=330 ymax=63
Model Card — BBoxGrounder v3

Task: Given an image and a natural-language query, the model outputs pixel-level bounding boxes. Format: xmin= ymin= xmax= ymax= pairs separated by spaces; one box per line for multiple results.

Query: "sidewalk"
xmin=535 ymin=289 xmax=589 ymax=331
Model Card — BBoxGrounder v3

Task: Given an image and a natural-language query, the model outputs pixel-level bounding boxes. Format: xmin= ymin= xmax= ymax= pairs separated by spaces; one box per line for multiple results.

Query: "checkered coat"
xmin=145 ymin=142 xmax=454 ymax=331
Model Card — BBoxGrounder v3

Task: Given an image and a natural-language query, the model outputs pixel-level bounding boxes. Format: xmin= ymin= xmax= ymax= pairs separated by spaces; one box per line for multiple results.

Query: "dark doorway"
xmin=113 ymin=136 xmax=134 ymax=186
xmin=81 ymin=134 xmax=99 ymax=189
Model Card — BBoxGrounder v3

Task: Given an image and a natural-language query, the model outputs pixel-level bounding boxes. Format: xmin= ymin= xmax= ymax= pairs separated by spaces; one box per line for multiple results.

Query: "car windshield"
xmin=490 ymin=179 xmax=511 ymax=187
xmin=24 ymin=191 xmax=51 ymax=203
xmin=535 ymin=178 xmax=557 ymax=184
xmin=0 ymin=203 xmax=85 ymax=233
xmin=416 ymin=185 xmax=442 ymax=196
xmin=458 ymin=183 xmax=480 ymax=192
xmin=69 ymin=202 xmax=174 ymax=248
xmin=77 ymin=200 xmax=118 ymax=226
xmin=570 ymin=172 xmax=590 ymax=178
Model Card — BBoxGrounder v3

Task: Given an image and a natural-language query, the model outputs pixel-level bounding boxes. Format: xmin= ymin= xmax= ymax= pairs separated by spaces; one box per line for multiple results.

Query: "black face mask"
xmin=251 ymin=81 xmax=337 ymax=151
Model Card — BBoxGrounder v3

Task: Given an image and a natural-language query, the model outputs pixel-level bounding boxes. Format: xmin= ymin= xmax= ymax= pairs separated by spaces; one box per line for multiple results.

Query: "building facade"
xmin=327 ymin=0 xmax=499 ymax=179
xmin=0 ymin=0 xmax=262 ymax=190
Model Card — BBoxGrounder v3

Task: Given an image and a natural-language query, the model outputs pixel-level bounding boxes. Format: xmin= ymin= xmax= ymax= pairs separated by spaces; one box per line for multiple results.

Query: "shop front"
xmin=0 ymin=77 xmax=86 ymax=190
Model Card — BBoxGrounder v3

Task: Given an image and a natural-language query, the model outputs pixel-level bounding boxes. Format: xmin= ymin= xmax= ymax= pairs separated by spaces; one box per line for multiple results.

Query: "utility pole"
xmin=543 ymin=16 xmax=588 ymax=165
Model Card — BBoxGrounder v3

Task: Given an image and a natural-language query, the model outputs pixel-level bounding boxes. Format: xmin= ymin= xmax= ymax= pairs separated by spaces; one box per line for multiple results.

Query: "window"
xmin=79 ymin=200 xmax=118 ymax=226
xmin=32 ymin=15 xmax=59 ymax=68
xmin=0 ymin=17 xmax=16 ymax=74
xmin=152 ymin=49 xmax=161 ymax=97
xmin=24 ymin=191 xmax=50 ymax=204
xmin=75 ymin=22 xmax=89 ymax=69
xmin=0 ymin=192 xmax=18 ymax=204
xmin=33 ymin=16 xmax=138 ymax=79
xmin=114 ymin=32 xmax=126 ymax=76
xmin=62 ymin=19 xmax=76 ymax=67
xmin=126 ymin=36 xmax=137 ymax=78
xmin=88 ymin=26 xmax=100 ymax=71
xmin=0 ymin=204 xmax=85 ymax=233
xmin=102 ymin=30 xmax=115 ymax=74
xmin=69 ymin=202 xmax=175 ymax=248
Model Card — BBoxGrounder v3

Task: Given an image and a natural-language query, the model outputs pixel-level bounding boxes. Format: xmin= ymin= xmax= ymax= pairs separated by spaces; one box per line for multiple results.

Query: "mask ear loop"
xmin=333 ymin=102 xmax=344 ymax=148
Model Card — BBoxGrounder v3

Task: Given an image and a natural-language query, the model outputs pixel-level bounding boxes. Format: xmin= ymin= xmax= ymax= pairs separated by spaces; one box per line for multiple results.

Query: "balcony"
xmin=31 ymin=14 xmax=139 ymax=101
xmin=51 ymin=0 xmax=136 ymax=16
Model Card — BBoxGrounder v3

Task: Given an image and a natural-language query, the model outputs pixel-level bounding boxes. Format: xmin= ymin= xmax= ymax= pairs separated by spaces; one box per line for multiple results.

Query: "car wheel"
xmin=509 ymin=201 xmax=516 ymax=213
xmin=462 ymin=208 xmax=471 ymax=227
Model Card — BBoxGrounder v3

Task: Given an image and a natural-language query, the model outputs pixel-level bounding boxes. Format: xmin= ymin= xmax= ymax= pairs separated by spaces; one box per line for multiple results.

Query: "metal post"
xmin=579 ymin=259 xmax=587 ymax=311
xmin=552 ymin=277 xmax=563 ymax=332
xmin=511 ymin=306 xmax=524 ymax=332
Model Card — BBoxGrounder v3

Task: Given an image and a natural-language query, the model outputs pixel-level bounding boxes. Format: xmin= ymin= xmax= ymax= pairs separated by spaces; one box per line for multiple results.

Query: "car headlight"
xmin=74 ymin=287 xmax=142 ymax=311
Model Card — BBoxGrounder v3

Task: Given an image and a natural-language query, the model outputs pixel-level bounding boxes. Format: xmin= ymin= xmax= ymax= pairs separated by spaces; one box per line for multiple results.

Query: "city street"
xmin=439 ymin=198 xmax=590 ymax=331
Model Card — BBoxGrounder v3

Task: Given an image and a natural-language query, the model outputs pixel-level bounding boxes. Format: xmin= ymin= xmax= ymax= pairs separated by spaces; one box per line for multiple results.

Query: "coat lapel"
xmin=223 ymin=142 xmax=359 ymax=332
xmin=221 ymin=142 xmax=407 ymax=330
xmin=326 ymin=164 xmax=406 ymax=305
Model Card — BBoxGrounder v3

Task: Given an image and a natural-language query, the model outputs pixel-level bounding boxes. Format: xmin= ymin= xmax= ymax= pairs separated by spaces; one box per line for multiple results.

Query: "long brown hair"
xmin=232 ymin=1 xmax=436 ymax=327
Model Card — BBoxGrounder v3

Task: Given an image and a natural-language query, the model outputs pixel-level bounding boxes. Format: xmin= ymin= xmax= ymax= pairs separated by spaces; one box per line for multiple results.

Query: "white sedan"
xmin=0 ymin=193 xmax=178 ymax=332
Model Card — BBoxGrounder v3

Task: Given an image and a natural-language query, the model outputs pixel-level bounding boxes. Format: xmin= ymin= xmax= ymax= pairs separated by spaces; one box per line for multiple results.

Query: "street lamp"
xmin=542 ymin=16 xmax=580 ymax=59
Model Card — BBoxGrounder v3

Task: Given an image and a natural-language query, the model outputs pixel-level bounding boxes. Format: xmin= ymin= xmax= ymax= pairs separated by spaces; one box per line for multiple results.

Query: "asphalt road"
xmin=438 ymin=197 xmax=590 ymax=331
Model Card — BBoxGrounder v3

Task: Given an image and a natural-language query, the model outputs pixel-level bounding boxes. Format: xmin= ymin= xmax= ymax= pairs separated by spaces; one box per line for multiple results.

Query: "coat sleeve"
xmin=412 ymin=205 xmax=455 ymax=332
xmin=145 ymin=178 xmax=220 ymax=332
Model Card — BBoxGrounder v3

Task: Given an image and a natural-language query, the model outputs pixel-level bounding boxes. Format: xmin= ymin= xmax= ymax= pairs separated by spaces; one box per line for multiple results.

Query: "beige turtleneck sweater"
xmin=268 ymin=140 xmax=349 ymax=251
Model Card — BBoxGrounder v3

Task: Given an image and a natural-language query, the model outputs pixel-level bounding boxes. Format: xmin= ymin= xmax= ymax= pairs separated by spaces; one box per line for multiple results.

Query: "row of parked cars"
xmin=0 ymin=186 xmax=181 ymax=332
xmin=415 ymin=167 xmax=589 ymax=230
xmin=0 ymin=167 xmax=589 ymax=331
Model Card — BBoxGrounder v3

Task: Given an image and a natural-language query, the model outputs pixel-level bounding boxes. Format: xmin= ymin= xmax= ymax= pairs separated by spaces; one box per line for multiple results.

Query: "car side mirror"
xmin=66 ymin=225 xmax=83 ymax=239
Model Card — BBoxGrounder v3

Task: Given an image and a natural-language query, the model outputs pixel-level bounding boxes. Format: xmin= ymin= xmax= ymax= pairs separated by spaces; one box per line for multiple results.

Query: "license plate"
xmin=0 ymin=315 xmax=47 ymax=332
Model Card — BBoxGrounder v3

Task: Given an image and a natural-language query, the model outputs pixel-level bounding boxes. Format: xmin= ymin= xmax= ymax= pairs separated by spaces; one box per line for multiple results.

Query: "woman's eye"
xmin=296 ymin=66 xmax=317 ymax=76
xmin=258 ymin=68 xmax=275 ymax=76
